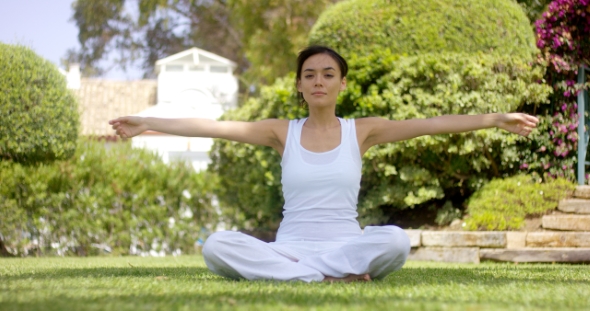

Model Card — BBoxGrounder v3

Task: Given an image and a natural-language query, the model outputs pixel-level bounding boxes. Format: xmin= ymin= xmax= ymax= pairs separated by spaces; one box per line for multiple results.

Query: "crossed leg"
xmin=202 ymin=226 xmax=410 ymax=283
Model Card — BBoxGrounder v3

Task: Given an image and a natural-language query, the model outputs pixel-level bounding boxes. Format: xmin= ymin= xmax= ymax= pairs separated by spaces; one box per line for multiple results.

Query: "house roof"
xmin=74 ymin=78 xmax=157 ymax=137
xmin=154 ymin=48 xmax=237 ymax=73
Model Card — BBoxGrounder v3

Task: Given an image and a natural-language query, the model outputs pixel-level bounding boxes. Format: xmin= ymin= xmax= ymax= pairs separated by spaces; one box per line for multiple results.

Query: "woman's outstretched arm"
xmin=108 ymin=117 xmax=288 ymax=151
xmin=356 ymin=113 xmax=539 ymax=155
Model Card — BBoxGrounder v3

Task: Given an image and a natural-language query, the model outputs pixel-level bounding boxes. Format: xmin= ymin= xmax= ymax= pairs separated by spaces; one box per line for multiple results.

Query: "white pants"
xmin=202 ymin=225 xmax=411 ymax=282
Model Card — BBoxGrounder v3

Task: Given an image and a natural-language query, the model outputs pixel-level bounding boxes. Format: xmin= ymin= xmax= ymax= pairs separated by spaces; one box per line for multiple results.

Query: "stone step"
xmin=542 ymin=215 xmax=590 ymax=231
xmin=404 ymin=229 xmax=422 ymax=247
xmin=421 ymin=231 xmax=505 ymax=248
xmin=408 ymin=247 xmax=479 ymax=264
xmin=526 ymin=232 xmax=590 ymax=247
xmin=573 ymin=185 xmax=590 ymax=199
xmin=558 ymin=199 xmax=590 ymax=214
xmin=480 ymin=248 xmax=590 ymax=263
xmin=506 ymin=232 xmax=527 ymax=249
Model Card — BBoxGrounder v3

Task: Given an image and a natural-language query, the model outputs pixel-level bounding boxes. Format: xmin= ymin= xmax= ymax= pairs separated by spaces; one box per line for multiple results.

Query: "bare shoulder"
xmin=257 ymin=118 xmax=290 ymax=149
xmin=258 ymin=118 xmax=289 ymax=132
xmin=355 ymin=117 xmax=388 ymax=127
xmin=355 ymin=117 xmax=389 ymax=134
xmin=354 ymin=117 xmax=390 ymax=154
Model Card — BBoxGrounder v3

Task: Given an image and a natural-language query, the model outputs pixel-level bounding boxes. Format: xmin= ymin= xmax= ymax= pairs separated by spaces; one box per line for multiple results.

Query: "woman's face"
xmin=297 ymin=53 xmax=346 ymax=108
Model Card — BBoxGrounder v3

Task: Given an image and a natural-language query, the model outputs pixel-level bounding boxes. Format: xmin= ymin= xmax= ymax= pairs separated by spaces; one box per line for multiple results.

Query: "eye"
xmin=325 ymin=74 xmax=334 ymax=78
xmin=305 ymin=75 xmax=314 ymax=78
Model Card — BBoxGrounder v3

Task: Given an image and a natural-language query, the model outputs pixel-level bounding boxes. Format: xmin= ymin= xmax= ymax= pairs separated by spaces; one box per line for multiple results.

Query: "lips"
xmin=312 ymin=92 xmax=327 ymax=95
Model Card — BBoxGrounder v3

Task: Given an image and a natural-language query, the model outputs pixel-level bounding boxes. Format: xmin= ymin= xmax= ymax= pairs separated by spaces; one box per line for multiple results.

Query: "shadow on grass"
xmin=4 ymin=266 xmax=213 ymax=280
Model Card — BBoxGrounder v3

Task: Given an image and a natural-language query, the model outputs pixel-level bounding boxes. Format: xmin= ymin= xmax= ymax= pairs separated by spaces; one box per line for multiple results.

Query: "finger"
xmin=109 ymin=117 xmax=128 ymax=125
xmin=525 ymin=114 xmax=539 ymax=124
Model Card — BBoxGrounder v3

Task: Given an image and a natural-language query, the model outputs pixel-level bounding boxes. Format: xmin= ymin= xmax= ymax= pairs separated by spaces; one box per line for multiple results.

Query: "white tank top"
xmin=276 ymin=118 xmax=363 ymax=242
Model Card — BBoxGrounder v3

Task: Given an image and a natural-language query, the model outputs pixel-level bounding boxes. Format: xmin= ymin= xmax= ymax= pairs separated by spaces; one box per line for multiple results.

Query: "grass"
xmin=1 ymin=255 xmax=589 ymax=311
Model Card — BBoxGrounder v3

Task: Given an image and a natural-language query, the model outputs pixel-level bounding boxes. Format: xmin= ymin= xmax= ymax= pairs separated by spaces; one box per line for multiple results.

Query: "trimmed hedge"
xmin=210 ymin=51 xmax=551 ymax=230
xmin=0 ymin=43 xmax=79 ymax=164
xmin=464 ymin=174 xmax=575 ymax=231
xmin=309 ymin=0 xmax=537 ymax=59
xmin=0 ymin=139 xmax=218 ymax=256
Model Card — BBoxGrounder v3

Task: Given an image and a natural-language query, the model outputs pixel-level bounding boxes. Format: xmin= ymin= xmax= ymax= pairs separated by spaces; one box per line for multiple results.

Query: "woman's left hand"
xmin=496 ymin=113 xmax=540 ymax=137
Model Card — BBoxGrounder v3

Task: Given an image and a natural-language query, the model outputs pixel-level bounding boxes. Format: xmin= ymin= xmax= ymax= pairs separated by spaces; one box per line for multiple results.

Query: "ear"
xmin=296 ymin=79 xmax=302 ymax=92
xmin=340 ymin=77 xmax=347 ymax=91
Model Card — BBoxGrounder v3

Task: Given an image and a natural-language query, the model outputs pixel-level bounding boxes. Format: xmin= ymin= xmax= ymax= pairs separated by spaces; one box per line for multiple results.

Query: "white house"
xmin=131 ymin=48 xmax=239 ymax=171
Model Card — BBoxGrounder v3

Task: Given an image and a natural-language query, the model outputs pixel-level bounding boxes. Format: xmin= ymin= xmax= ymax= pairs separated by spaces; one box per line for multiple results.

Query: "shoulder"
xmin=255 ymin=118 xmax=290 ymax=128
xmin=354 ymin=117 xmax=393 ymax=148
xmin=262 ymin=118 xmax=290 ymax=141
xmin=355 ymin=117 xmax=389 ymax=131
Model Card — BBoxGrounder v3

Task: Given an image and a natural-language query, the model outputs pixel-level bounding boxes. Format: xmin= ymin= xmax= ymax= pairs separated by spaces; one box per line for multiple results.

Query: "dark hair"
xmin=296 ymin=46 xmax=348 ymax=105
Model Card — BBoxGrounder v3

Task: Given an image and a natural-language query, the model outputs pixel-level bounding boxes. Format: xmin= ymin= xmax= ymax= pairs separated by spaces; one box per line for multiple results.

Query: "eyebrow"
xmin=303 ymin=67 xmax=336 ymax=72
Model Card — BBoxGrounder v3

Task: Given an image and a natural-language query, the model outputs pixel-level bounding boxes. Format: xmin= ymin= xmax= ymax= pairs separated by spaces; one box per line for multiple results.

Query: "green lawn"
xmin=1 ymin=255 xmax=588 ymax=311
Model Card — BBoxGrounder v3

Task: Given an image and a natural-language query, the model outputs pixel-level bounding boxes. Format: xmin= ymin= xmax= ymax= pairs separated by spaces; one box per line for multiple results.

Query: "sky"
xmin=0 ymin=0 xmax=141 ymax=80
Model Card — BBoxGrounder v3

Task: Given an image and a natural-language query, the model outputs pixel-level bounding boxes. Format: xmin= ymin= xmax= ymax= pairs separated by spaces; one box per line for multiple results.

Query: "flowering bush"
xmin=535 ymin=0 xmax=590 ymax=72
xmin=520 ymin=0 xmax=590 ymax=181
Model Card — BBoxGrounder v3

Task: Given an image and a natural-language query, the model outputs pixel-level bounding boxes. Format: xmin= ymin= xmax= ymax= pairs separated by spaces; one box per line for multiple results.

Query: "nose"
xmin=314 ymin=75 xmax=323 ymax=86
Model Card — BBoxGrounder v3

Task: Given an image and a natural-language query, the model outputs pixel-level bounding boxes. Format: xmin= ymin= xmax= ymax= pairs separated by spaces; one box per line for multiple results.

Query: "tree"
xmin=67 ymin=0 xmax=339 ymax=87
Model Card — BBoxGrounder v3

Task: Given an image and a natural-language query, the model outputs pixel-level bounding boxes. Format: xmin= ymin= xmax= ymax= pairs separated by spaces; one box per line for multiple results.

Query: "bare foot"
xmin=323 ymin=273 xmax=372 ymax=283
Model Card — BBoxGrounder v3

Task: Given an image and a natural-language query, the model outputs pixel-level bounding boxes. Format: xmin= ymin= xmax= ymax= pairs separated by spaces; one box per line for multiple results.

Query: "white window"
xmin=210 ymin=66 xmax=229 ymax=74
xmin=165 ymin=65 xmax=184 ymax=72
xmin=188 ymin=65 xmax=206 ymax=72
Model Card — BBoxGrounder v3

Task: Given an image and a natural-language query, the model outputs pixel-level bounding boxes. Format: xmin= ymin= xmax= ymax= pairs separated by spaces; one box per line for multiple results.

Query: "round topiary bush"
xmin=309 ymin=0 xmax=537 ymax=59
xmin=0 ymin=43 xmax=79 ymax=164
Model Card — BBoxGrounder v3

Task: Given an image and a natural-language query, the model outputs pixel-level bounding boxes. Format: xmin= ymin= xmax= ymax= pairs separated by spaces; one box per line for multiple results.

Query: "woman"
xmin=110 ymin=45 xmax=539 ymax=282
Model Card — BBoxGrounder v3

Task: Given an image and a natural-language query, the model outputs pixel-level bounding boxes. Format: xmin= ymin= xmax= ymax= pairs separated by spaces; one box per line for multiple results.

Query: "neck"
xmin=305 ymin=107 xmax=339 ymax=129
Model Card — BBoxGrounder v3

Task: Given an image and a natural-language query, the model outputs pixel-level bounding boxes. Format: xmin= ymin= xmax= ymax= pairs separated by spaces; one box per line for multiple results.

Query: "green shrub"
xmin=464 ymin=174 xmax=575 ymax=230
xmin=0 ymin=139 xmax=218 ymax=256
xmin=210 ymin=51 xmax=551 ymax=230
xmin=0 ymin=43 xmax=79 ymax=164
xmin=309 ymin=0 xmax=537 ymax=59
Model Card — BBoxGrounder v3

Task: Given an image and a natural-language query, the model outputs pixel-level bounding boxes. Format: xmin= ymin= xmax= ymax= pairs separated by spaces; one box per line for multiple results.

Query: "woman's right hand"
xmin=109 ymin=116 xmax=149 ymax=138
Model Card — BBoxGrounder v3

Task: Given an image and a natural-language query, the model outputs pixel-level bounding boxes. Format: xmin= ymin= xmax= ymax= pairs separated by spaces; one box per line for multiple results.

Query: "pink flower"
xmin=560 ymin=125 xmax=568 ymax=133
